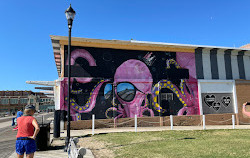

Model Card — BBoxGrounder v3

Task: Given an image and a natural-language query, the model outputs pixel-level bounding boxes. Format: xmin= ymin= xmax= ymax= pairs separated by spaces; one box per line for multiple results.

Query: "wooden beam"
xmin=61 ymin=44 xmax=65 ymax=77
xmin=59 ymin=40 xmax=195 ymax=53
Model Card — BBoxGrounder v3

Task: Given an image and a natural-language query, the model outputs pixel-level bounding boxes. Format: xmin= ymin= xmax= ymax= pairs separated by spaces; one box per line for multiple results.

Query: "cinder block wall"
xmin=235 ymin=80 xmax=250 ymax=124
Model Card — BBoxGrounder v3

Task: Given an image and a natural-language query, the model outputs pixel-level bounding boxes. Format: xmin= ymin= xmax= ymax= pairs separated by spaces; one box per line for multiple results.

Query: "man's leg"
xmin=12 ymin=118 xmax=15 ymax=126
xmin=26 ymin=153 xmax=34 ymax=158
xmin=25 ymin=139 xmax=36 ymax=158
xmin=17 ymin=153 xmax=24 ymax=158
xmin=16 ymin=140 xmax=25 ymax=158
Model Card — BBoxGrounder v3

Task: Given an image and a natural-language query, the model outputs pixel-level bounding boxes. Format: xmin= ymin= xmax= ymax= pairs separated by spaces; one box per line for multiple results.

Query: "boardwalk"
xmin=0 ymin=113 xmax=54 ymax=158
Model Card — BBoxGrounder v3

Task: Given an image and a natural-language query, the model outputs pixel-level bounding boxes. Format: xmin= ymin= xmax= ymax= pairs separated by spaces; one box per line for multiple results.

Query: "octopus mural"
xmin=152 ymin=58 xmax=199 ymax=115
xmin=242 ymin=102 xmax=250 ymax=118
xmin=61 ymin=47 xmax=199 ymax=120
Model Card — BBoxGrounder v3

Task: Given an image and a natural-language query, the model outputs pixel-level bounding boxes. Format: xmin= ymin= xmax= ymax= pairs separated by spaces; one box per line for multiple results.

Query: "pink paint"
xmin=176 ymin=52 xmax=196 ymax=79
xmin=66 ymin=49 xmax=96 ymax=66
xmin=176 ymin=52 xmax=200 ymax=115
xmin=60 ymin=78 xmax=93 ymax=110
xmin=62 ymin=48 xmax=97 ymax=120
xmin=242 ymin=103 xmax=250 ymax=118
xmin=114 ymin=59 xmax=154 ymax=118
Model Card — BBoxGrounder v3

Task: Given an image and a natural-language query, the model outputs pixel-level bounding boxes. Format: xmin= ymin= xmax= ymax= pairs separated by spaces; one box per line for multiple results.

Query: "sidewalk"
xmin=8 ymin=125 xmax=250 ymax=158
xmin=0 ymin=120 xmax=12 ymax=129
xmin=8 ymin=112 xmax=70 ymax=158
xmin=9 ymin=131 xmax=94 ymax=158
xmin=0 ymin=115 xmax=15 ymax=120
xmin=60 ymin=124 xmax=250 ymax=137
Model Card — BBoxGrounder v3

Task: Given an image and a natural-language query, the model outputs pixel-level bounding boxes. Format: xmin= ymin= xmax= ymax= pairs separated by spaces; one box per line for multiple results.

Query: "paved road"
xmin=0 ymin=125 xmax=17 ymax=158
xmin=0 ymin=112 xmax=54 ymax=158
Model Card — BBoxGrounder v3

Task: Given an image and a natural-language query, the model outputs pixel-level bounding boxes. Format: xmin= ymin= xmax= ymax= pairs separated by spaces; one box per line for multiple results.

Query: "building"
xmin=50 ymin=35 xmax=250 ymax=127
xmin=0 ymin=90 xmax=54 ymax=113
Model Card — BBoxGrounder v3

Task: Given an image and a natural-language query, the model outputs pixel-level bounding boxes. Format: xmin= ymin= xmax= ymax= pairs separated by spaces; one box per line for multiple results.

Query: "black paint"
xmin=224 ymin=50 xmax=233 ymax=79
xmin=237 ymin=51 xmax=246 ymax=79
xmin=210 ymin=49 xmax=219 ymax=79
xmin=195 ymin=47 xmax=204 ymax=79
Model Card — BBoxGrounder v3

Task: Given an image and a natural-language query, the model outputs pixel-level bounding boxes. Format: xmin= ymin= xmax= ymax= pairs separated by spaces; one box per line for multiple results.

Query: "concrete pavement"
xmin=7 ymin=112 xmax=69 ymax=158
xmin=6 ymin=117 xmax=250 ymax=158
xmin=60 ymin=124 xmax=250 ymax=138
xmin=8 ymin=131 xmax=93 ymax=158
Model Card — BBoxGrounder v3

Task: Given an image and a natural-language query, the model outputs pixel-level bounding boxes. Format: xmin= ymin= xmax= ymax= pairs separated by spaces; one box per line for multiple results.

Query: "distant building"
xmin=0 ymin=90 xmax=54 ymax=113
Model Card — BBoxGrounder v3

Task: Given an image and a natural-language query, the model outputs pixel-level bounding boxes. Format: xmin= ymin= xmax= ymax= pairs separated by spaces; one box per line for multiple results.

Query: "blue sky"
xmin=0 ymin=0 xmax=249 ymax=91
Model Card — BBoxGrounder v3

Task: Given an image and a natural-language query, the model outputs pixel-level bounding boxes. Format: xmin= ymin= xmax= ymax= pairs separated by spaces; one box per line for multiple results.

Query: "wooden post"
xmin=160 ymin=117 xmax=163 ymax=126
xmin=113 ymin=118 xmax=117 ymax=128
xmin=235 ymin=113 xmax=239 ymax=125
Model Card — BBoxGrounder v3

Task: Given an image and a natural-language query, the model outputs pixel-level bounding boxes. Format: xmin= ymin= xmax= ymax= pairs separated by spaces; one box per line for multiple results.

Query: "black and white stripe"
xmin=195 ymin=48 xmax=250 ymax=80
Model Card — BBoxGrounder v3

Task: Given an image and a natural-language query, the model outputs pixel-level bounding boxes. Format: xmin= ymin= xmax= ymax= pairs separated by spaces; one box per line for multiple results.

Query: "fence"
xmin=66 ymin=113 xmax=250 ymax=133
xmin=89 ymin=114 xmax=239 ymax=135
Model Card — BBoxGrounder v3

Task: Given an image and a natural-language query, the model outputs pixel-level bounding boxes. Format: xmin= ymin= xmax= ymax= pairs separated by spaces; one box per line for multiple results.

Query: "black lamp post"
xmin=65 ymin=4 xmax=76 ymax=151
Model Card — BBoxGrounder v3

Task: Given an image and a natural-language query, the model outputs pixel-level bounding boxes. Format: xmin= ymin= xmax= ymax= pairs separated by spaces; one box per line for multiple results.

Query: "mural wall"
xmin=60 ymin=46 xmax=200 ymax=120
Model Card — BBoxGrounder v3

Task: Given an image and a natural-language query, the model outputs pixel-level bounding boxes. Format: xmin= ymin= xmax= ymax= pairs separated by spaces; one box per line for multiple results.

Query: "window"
xmin=161 ymin=93 xmax=173 ymax=101
xmin=10 ymin=99 xmax=18 ymax=104
xmin=1 ymin=99 xmax=9 ymax=104
xmin=20 ymin=98 xmax=28 ymax=104
xmin=30 ymin=99 xmax=34 ymax=103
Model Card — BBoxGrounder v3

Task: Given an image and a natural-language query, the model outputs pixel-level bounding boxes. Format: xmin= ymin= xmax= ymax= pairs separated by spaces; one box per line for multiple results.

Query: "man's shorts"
xmin=16 ymin=137 xmax=36 ymax=155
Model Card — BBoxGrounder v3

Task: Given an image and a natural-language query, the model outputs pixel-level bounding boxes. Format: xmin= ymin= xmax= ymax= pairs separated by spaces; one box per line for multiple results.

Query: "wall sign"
xmin=202 ymin=93 xmax=234 ymax=114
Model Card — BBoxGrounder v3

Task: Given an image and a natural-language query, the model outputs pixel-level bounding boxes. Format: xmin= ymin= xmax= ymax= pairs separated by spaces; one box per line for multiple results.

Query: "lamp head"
xmin=65 ymin=4 xmax=76 ymax=28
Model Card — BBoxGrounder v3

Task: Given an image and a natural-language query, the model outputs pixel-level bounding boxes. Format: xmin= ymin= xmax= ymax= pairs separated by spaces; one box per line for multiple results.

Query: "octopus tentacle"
xmin=152 ymin=79 xmax=190 ymax=113
xmin=105 ymin=107 xmax=117 ymax=119
xmin=166 ymin=59 xmax=186 ymax=96
xmin=151 ymin=59 xmax=193 ymax=113
xmin=66 ymin=79 xmax=110 ymax=113
xmin=166 ymin=59 xmax=181 ymax=69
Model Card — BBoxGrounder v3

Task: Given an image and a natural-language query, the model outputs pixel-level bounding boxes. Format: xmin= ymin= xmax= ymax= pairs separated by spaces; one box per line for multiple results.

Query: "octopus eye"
xmin=104 ymin=84 xmax=113 ymax=99
xmin=117 ymin=83 xmax=136 ymax=102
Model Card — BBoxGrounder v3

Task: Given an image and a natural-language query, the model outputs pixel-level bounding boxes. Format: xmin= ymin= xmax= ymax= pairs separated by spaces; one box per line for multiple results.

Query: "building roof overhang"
xmin=50 ymin=35 xmax=250 ymax=77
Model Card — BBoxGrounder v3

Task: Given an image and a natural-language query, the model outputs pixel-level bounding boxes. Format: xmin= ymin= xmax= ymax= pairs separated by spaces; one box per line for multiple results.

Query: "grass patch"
xmin=93 ymin=129 xmax=250 ymax=158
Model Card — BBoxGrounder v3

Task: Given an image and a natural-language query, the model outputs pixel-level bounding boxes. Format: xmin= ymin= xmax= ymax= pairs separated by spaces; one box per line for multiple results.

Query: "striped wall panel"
xmin=196 ymin=49 xmax=250 ymax=80
xmin=217 ymin=49 xmax=226 ymax=80
xmin=202 ymin=49 xmax=212 ymax=79
xmin=244 ymin=55 xmax=250 ymax=79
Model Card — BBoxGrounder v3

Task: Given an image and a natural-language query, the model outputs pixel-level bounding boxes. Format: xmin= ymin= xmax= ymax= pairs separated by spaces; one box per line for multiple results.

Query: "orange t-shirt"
xmin=16 ymin=116 xmax=35 ymax=138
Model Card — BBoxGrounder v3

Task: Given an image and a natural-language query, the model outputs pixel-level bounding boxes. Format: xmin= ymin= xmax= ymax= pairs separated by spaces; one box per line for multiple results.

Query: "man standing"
xmin=16 ymin=109 xmax=23 ymax=119
xmin=16 ymin=105 xmax=40 ymax=158
xmin=13 ymin=109 xmax=23 ymax=130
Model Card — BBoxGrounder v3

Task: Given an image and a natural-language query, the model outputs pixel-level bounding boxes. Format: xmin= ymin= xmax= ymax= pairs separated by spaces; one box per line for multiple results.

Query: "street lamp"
xmin=65 ymin=4 xmax=76 ymax=151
